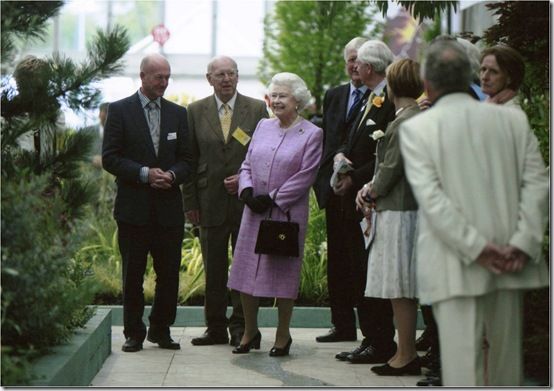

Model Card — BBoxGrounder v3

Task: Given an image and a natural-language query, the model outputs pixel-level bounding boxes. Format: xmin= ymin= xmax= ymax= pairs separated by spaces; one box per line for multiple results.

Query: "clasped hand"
xmin=241 ymin=187 xmax=273 ymax=214
xmin=148 ymin=168 xmax=173 ymax=189
xmin=476 ymin=243 xmax=530 ymax=274
xmin=355 ymin=183 xmax=376 ymax=217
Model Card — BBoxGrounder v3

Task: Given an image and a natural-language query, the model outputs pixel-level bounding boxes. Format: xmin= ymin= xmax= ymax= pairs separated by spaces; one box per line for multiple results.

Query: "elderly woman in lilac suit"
xmin=227 ymin=72 xmax=323 ymax=356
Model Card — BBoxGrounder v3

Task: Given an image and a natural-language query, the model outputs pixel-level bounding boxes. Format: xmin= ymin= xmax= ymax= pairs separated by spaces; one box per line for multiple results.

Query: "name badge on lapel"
xmin=167 ymin=132 xmax=177 ymax=140
xmin=232 ymin=127 xmax=251 ymax=146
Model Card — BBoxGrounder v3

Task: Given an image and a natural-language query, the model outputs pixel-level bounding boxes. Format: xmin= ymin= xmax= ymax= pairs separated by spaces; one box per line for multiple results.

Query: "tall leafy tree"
xmin=483 ymin=1 xmax=549 ymax=97
xmin=259 ymin=1 xmax=382 ymax=110
xmin=375 ymin=1 xmax=458 ymax=21
xmin=1 ymin=1 xmax=129 ymax=385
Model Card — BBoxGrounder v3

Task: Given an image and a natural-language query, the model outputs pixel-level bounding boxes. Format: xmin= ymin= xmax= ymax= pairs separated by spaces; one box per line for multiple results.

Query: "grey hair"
xmin=268 ymin=72 xmax=312 ymax=111
xmin=206 ymin=55 xmax=238 ymax=74
xmin=456 ymin=38 xmax=481 ymax=82
xmin=357 ymin=40 xmax=394 ymax=74
xmin=422 ymin=40 xmax=472 ymax=94
xmin=343 ymin=37 xmax=368 ymax=60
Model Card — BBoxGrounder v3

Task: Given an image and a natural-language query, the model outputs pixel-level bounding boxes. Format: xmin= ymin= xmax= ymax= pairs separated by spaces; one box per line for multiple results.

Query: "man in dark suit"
xmin=102 ymin=53 xmax=191 ymax=353
xmin=313 ymin=37 xmax=368 ymax=343
xmin=183 ymin=56 xmax=268 ymax=347
xmin=332 ymin=40 xmax=397 ymax=364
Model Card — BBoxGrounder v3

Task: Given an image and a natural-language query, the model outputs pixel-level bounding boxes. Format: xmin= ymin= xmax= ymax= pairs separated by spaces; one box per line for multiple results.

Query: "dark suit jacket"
xmin=337 ymin=86 xmax=396 ymax=219
xmin=313 ymin=83 xmax=367 ymax=209
xmin=182 ymin=93 xmax=268 ymax=227
xmin=102 ymin=92 xmax=191 ymax=227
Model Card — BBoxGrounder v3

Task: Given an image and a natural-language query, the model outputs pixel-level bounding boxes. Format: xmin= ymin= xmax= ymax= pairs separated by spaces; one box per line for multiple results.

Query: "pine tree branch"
xmin=1 ymin=1 xmax=63 ymax=63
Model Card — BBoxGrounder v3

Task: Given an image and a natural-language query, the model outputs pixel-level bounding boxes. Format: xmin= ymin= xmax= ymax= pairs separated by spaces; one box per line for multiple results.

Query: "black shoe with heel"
xmin=371 ymin=356 xmax=421 ymax=376
xmin=269 ymin=337 xmax=292 ymax=357
xmin=232 ymin=331 xmax=262 ymax=354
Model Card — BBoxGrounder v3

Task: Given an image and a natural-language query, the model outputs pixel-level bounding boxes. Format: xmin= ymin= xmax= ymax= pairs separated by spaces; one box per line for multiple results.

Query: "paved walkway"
xmin=92 ymin=326 xmax=425 ymax=387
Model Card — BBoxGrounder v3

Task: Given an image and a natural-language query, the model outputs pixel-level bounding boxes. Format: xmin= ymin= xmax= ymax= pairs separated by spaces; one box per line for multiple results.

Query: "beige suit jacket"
xmin=182 ymin=93 xmax=268 ymax=227
xmin=399 ymin=93 xmax=548 ymax=304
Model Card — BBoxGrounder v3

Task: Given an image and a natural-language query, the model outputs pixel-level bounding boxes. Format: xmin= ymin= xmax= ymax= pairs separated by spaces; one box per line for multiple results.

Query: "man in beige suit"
xmin=183 ymin=56 xmax=268 ymax=347
xmin=399 ymin=40 xmax=548 ymax=386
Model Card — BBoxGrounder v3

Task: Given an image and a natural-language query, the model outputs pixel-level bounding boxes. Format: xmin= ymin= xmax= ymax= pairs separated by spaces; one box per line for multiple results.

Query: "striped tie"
xmin=347 ymin=88 xmax=361 ymax=118
xmin=147 ymin=101 xmax=160 ymax=154
xmin=220 ymin=103 xmax=232 ymax=142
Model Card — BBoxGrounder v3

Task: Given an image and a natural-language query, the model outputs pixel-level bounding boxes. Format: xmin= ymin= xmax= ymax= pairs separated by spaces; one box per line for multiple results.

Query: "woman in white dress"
xmin=356 ymin=59 xmax=423 ymax=376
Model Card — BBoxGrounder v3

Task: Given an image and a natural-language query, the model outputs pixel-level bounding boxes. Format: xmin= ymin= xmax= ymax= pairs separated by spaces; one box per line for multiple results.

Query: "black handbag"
xmin=254 ymin=199 xmax=299 ymax=257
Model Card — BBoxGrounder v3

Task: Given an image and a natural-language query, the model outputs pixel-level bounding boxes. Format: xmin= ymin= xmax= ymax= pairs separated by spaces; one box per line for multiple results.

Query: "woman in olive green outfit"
xmin=356 ymin=59 xmax=423 ymax=376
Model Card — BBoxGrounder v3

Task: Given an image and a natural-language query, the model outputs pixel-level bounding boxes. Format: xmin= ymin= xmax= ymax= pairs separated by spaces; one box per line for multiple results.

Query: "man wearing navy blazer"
xmin=103 ymin=53 xmax=191 ymax=352
xmin=332 ymin=40 xmax=396 ymax=364
xmin=313 ymin=37 xmax=368 ymax=343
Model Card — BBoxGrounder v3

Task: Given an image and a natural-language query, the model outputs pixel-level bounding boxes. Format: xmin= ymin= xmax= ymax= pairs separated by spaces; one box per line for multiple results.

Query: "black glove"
xmin=240 ymin=188 xmax=268 ymax=214
xmin=255 ymin=194 xmax=273 ymax=210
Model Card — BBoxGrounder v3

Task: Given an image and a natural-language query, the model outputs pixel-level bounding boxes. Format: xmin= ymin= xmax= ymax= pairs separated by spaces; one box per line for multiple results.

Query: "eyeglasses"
xmin=210 ymin=71 xmax=238 ymax=80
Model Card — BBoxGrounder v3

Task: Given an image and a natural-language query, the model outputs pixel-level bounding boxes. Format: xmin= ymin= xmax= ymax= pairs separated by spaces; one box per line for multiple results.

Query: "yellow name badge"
xmin=232 ymin=127 xmax=251 ymax=146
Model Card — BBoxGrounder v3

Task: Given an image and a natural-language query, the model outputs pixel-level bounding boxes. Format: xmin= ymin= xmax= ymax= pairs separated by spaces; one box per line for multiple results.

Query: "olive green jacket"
xmin=372 ymin=104 xmax=420 ymax=211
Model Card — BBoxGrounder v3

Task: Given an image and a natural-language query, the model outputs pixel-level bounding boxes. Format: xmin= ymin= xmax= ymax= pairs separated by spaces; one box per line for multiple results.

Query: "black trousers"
xmin=117 ymin=220 xmax=184 ymax=341
xmin=325 ymin=193 xmax=394 ymax=347
xmin=421 ymin=304 xmax=440 ymax=352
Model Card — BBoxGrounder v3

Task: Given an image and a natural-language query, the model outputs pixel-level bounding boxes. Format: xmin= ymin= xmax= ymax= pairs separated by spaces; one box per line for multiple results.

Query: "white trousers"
xmin=434 ymin=289 xmax=523 ymax=386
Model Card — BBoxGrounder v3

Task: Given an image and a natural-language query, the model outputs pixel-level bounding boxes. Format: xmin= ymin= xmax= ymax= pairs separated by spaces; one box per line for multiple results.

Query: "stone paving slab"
xmin=92 ymin=326 xmax=426 ymax=387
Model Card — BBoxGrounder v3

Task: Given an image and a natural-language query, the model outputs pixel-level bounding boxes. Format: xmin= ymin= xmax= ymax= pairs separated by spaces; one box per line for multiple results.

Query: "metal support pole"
xmin=211 ymin=0 xmax=218 ymax=57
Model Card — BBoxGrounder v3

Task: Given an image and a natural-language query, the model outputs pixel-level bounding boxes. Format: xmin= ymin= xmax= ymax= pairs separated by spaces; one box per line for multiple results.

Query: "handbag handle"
xmin=267 ymin=190 xmax=292 ymax=221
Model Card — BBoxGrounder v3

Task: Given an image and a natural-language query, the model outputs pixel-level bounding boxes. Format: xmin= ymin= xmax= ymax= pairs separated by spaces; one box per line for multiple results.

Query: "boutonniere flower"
xmin=372 ymin=94 xmax=385 ymax=108
xmin=371 ymin=130 xmax=385 ymax=140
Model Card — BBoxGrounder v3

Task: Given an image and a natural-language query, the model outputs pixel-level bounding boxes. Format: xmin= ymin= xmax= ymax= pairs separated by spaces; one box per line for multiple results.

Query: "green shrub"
xmin=1 ymin=174 xmax=96 ymax=385
xmin=299 ymin=191 xmax=328 ymax=305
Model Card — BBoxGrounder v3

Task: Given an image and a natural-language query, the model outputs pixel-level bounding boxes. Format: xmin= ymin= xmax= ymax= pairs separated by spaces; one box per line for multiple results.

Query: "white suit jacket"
xmin=399 ymin=93 xmax=548 ymax=304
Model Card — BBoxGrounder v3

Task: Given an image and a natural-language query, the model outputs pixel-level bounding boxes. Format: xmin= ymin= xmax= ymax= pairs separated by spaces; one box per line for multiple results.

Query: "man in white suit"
xmin=399 ymin=40 xmax=548 ymax=386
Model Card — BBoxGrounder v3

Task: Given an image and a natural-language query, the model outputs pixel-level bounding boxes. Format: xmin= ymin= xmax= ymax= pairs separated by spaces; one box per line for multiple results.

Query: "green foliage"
xmin=0 ymin=1 xmax=63 ymax=65
xmin=1 ymin=2 xmax=130 ymax=385
xmin=259 ymin=1 xmax=382 ymax=110
xmin=374 ymin=1 xmax=458 ymax=20
xmin=0 ymin=346 xmax=35 ymax=385
xmin=299 ymin=191 xmax=328 ymax=305
xmin=1 ymin=175 xmax=97 ymax=385
xmin=520 ymin=94 xmax=549 ymax=167
xmin=422 ymin=13 xmax=442 ymax=43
